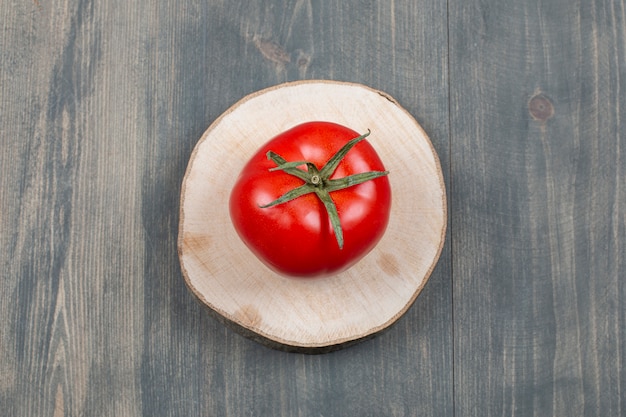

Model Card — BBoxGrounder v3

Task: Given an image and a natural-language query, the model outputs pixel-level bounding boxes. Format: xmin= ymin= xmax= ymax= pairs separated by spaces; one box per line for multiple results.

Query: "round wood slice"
xmin=178 ymin=80 xmax=447 ymax=353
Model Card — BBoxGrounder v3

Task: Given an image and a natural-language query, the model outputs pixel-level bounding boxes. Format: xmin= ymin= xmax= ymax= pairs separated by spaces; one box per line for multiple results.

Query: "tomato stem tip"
xmin=260 ymin=129 xmax=388 ymax=250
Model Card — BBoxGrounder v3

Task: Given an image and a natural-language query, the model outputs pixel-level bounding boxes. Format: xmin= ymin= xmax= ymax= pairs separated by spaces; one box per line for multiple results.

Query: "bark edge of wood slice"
xmin=178 ymin=80 xmax=447 ymax=353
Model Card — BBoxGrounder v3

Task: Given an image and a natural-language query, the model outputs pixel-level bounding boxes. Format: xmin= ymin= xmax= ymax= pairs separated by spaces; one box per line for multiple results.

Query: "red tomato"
xmin=229 ymin=121 xmax=391 ymax=277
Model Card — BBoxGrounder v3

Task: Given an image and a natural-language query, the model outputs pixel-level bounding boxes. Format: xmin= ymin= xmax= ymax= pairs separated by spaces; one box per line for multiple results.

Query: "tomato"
xmin=229 ymin=121 xmax=391 ymax=277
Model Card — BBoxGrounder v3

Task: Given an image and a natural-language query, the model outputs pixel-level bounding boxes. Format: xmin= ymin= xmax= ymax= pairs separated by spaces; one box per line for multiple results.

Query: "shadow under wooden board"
xmin=178 ymin=80 xmax=446 ymax=353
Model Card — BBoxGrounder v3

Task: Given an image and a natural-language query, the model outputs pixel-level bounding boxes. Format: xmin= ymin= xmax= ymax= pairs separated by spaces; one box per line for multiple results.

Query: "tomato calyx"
xmin=259 ymin=130 xmax=389 ymax=249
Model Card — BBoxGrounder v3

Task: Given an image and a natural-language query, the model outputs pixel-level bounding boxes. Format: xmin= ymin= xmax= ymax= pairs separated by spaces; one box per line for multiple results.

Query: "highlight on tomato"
xmin=229 ymin=121 xmax=391 ymax=277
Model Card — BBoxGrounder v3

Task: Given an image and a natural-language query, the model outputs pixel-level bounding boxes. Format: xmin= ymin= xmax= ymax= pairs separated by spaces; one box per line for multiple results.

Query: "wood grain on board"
xmin=1 ymin=0 xmax=623 ymax=415
xmin=178 ymin=81 xmax=447 ymax=352
xmin=1 ymin=1 xmax=452 ymax=416
xmin=449 ymin=0 xmax=625 ymax=415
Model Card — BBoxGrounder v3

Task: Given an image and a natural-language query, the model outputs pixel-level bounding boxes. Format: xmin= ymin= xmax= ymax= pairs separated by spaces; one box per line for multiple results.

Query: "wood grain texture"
xmin=179 ymin=81 xmax=447 ymax=351
xmin=449 ymin=0 xmax=625 ymax=415
xmin=3 ymin=0 xmax=625 ymax=414
xmin=1 ymin=0 xmax=452 ymax=416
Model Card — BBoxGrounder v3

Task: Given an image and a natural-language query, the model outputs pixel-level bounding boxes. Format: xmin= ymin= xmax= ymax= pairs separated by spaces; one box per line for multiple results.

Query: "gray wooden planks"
xmin=2 ymin=0 xmax=623 ymax=415
xmin=449 ymin=0 xmax=625 ymax=415
xmin=1 ymin=0 xmax=452 ymax=416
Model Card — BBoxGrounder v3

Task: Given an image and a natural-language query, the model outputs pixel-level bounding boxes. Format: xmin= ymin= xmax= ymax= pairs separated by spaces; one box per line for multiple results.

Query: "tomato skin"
xmin=229 ymin=121 xmax=391 ymax=277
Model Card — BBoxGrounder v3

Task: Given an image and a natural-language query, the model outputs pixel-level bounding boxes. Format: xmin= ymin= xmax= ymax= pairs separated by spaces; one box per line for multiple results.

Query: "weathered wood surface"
xmin=449 ymin=0 xmax=625 ymax=416
xmin=0 ymin=0 xmax=622 ymax=416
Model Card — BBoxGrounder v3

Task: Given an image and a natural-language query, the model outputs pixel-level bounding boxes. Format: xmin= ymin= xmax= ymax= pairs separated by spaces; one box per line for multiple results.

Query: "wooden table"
xmin=1 ymin=1 xmax=623 ymax=415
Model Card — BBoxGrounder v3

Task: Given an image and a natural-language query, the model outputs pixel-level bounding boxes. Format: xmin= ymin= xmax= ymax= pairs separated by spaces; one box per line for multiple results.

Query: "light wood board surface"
xmin=179 ymin=81 xmax=446 ymax=351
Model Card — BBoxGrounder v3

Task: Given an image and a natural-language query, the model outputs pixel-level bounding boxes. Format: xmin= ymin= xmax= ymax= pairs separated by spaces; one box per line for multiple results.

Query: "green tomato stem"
xmin=259 ymin=130 xmax=389 ymax=249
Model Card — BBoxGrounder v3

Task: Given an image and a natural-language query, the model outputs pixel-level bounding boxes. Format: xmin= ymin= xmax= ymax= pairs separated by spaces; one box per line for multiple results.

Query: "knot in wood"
xmin=528 ymin=93 xmax=554 ymax=121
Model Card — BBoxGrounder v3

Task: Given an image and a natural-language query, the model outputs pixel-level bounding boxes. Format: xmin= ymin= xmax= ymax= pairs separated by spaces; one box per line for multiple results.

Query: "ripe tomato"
xmin=229 ymin=121 xmax=391 ymax=277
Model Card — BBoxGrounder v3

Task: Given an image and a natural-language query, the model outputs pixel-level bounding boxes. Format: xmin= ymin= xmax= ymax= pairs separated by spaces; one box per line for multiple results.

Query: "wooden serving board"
xmin=178 ymin=80 xmax=447 ymax=352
